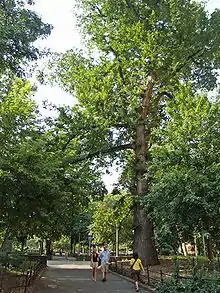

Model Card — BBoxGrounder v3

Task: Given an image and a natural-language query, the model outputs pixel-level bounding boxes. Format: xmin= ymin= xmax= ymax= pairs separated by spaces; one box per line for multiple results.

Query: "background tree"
xmin=0 ymin=0 xmax=52 ymax=249
xmin=0 ymin=79 xmax=106 ymax=252
xmin=90 ymin=193 xmax=133 ymax=249
xmin=0 ymin=0 xmax=52 ymax=75
xmin=146 ymin=86 xmax=219 ymax=260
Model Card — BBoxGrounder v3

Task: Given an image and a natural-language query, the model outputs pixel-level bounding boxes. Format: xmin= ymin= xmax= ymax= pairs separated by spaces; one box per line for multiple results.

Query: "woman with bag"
xmin=130 ymin=252 xmax=144 ymax=292
xmin=90 ymin=246 xmax=99 ymax=281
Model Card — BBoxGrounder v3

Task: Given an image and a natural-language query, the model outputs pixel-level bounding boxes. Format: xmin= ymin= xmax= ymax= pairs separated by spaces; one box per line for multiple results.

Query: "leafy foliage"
xmin=146 ymin=86 xmax=220 ymax=250
xmin=90 ymin=193 xmax=133 ymax=245
xmin=158 ymin=277 xmax=220 ymax=293
xmin=0 ymin=0 xmax=52 ymax=75
xmin=0 ymin=77 xmax=106 ymax=245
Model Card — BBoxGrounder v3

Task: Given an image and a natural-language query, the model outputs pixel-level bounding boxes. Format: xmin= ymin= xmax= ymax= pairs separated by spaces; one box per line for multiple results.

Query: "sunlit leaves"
xmin=146 ymin=87 xmax=220 ymax=246
xmin=90 ymin=193 xmax=133 ymax=244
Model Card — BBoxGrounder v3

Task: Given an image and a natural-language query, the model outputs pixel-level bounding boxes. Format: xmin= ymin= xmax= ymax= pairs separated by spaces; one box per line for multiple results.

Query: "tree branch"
xmin=61 ymin=124 xmax=129 ymax=151
xmin=105 ymin=43 xmax=127 ymax=84
xmin=124 ymin=0 xmax=140 ymax=20
xmin=140 ymin=71 xmax=156 ymax=120
xmin=62 ymin=135 xmax=76 ymax=152
xmin=66 ymin=143 xmax=133 ymax=165
xmin=92 ymin=4 xmax=107 ymax=18
xmin=146 ymin=90 xmax=174 ymax=147
xmin=173 ymin=47 xmax=205 ymax=75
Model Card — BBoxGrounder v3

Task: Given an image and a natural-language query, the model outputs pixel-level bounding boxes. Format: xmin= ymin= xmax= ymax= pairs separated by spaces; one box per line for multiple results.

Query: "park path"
xmin=35 ymin=257 xmax=150 ymax=293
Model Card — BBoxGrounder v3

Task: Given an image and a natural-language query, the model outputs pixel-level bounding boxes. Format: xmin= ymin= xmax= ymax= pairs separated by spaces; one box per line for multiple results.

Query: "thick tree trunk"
xmin=133 ymin=71 xmax=159 ymax=266
xmin=133 ymin=204 xmax=158 ymax=266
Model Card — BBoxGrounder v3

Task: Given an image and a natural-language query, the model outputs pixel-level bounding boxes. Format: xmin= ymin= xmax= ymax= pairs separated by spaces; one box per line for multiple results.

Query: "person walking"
xmin=90 ymin=246 xmax=99 ymax=282
xmin=130 ymin=252 xmax=144 ymax=292
xmin=99 ymin=244 xmax=110 ymax=282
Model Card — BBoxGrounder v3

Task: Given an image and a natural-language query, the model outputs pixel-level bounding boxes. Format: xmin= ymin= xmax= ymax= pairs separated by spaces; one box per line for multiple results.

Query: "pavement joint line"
xmin=109 ymin=270 xmax=158 ymax=293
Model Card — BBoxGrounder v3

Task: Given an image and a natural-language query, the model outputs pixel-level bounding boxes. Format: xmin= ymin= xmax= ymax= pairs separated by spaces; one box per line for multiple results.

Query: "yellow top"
xmin=130 ymin=258 xmax=144 ymax=271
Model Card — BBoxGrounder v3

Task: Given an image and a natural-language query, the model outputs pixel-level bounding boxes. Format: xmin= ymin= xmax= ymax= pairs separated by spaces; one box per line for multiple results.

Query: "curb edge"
xmin=110 ymin=270 xmax=158 ymax=293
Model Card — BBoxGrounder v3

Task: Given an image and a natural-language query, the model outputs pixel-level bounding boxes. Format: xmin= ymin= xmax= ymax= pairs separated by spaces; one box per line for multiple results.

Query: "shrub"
xmin=158 ymin=277 xmax=220 ymax=293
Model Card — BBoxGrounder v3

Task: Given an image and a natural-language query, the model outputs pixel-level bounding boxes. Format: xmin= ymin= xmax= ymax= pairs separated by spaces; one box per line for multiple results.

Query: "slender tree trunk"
xmin=21 ymin=237 xmax=26 ymax=252
xmin=203 ymin=234 xmax=206 ymax=256
xmin=206 ymin=236 xmax=213 ymax=262
xmin=46 ymin=239 xmax=52 ymax=260
xmin=182 ymin=243 xmax=188 ymax=256
xmin=116 ymin=223 xmax=119 ymax=257
xmin=133 ymin=71 xmax=159 ymax=266
xmin=70 ymin=235 xmax=73 ymax=254
xmin=194 ymin=235 xmax=198 ymax=257
xmin=0 ymin=230 xmax=9 ymax=251
xmin=39 ymin=241 xmax=44 ymax=255
xmin=179 ymin=241 xmax=184 ymax=255
xmin=0 ymin=230 xmax=12 ymax=253
xmin=73 ymin=238 xmax=76 ymax=255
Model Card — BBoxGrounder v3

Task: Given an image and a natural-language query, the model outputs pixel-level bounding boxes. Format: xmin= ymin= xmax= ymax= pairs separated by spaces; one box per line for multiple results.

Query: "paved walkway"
xmin=36 ymin=257 xmax=150 ymax=293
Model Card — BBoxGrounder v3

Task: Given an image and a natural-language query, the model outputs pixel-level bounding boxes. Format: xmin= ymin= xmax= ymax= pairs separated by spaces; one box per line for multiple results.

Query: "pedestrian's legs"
xmin=92 ymin=264 xmax=97 ymax=281
xmin=92 ymin=263 xmax=97 ymax=281
xmin=101 ymin=264 xmax=107 ymax=281
xmin=94 ymin=266 xmax=97 ymax=281
xmin=102 ymin=265 xmax=105 ymax=281
xmin=135 ymin=271 xmax=140 ymax=292
xmin=92 ymin=267 xmax=95 ymax=280
xmin=131 ymin=270 xmax=139 ymax=292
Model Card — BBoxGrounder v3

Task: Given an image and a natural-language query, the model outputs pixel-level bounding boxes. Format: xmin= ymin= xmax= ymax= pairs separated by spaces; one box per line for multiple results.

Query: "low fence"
xmin=109 ymin=260 xmax=165 ymax=287
xmin=0 ymin=254 xmax=47 ymax=293
xmin=109 ymin=257 xmax=220 ymax=288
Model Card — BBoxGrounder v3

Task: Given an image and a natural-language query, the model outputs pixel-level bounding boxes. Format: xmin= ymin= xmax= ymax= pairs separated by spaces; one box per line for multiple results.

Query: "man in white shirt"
xmin=99 ymin=244 xmax=110 ymax=282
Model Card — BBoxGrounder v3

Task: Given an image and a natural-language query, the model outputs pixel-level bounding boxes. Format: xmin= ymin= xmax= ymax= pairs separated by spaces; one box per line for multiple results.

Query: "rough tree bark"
xmin=133 ymin=71 xmax=159 ymax=266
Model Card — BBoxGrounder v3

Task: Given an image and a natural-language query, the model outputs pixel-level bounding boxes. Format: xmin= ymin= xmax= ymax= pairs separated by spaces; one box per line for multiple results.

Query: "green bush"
xmin=0 ymin=253 xmax=35 ymax=272
xmin=158 ymin=277 xmax=220 ymax=293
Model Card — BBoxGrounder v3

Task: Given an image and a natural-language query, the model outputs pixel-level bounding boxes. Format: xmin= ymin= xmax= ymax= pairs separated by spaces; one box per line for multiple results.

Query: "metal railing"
xmin=109 ymin=257 xmax=220 ymax=288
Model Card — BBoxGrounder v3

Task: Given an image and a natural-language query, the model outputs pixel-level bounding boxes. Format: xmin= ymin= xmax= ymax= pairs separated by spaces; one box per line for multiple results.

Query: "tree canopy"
xmin=90 ymin=193 xmax=133 ymax=246
xmin=0 ymin=0 xmax=52 ymax=75
xmin=146 ymin=86 xmax=220 ymax=256
xmin=48 ymin=0 xmax=220 ymax=264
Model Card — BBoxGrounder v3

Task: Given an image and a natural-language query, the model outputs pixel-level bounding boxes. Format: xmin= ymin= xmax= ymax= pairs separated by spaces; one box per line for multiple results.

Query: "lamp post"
xmin=116 ymin=223 xmax=119 ymax=257
xmin=88 ymin=233 xmax=92 ymax=256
